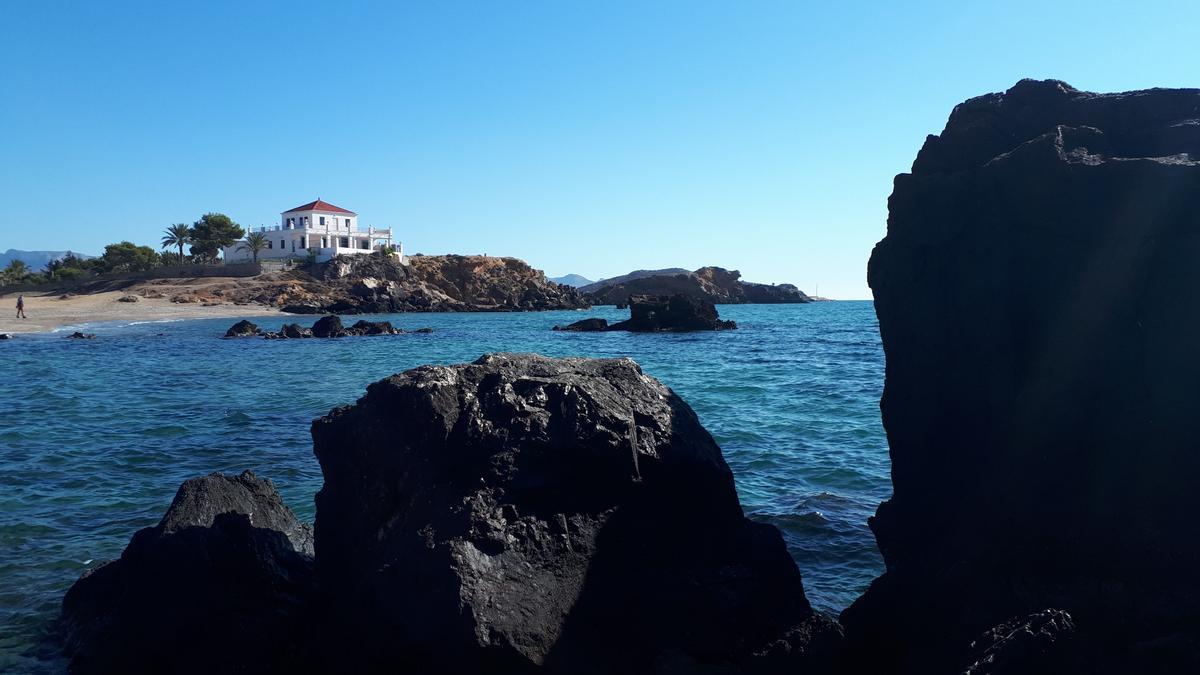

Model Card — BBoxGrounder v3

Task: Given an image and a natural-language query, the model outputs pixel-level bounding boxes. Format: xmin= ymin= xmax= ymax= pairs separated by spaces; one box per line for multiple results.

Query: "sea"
xmin=0 ymin=301 xmax=889 ymax=672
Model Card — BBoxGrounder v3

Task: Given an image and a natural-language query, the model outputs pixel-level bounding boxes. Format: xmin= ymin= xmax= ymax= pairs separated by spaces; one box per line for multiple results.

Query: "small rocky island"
xmin=554 ymin=294 xmax=737 ymax=332
xmin=581 ymin=266 xmax=810 ymax=305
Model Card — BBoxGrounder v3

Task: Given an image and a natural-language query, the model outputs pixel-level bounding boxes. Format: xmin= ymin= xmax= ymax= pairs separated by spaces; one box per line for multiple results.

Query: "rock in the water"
xmin=0 ymin=333 xmax=10 ymax=340
xmin=843 ymin=79 xmax=1200 ymax=673
xmin=60 ymin=471 xmax=316 ymax=674
xmin=609 ymin=294 xmax=736 ymax=331
xmin=347 ymin=319 xmax=399 ymax=335
xmin=413 ymin=326 xmax=434 ymax=333
xmin=583 ymin=266 xmax=811 ymax=305
xmin=281 ymin=322 xmax=308 ymax=339
xmin=554 ymin=295 xmax=736 ymax=333
xmin=66 ymin=332 xmax=95 ymax=339
xmin=310 ymin=315 xmax=344 ymax=338
xmin=224 ymin=319 xmax=261 ymax=337
xmin=552 ymin=317 xmax=609 ymax=332
xmin=311 ymin=353 xmax=837 ymax=673
xmin=117 ymin=294 xmax=139 ymax=303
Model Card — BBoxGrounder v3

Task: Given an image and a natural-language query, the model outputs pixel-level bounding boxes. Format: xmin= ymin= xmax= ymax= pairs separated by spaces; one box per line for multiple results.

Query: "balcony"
xmin=254 ymin=224 xmax=393 ymax=237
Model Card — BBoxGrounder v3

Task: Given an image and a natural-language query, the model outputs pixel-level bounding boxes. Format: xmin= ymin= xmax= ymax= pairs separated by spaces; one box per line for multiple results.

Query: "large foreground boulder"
xmin=61 ymin=471 xmax=316 ymax=674
xmin=843 ymin=79 xmax=1200 ymax=673
xmin=312 ymin=353 xmax=838 ymax=673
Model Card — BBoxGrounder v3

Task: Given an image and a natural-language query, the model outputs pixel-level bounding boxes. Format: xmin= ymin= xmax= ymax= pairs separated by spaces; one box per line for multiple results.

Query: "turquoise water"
xmin=0 ymin=301 xmax=888 ymax=672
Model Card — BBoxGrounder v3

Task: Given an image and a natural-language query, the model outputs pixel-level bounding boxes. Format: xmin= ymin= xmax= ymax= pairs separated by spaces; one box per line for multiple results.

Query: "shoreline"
xmin=0 ymin=289 xmax=279 ymax=334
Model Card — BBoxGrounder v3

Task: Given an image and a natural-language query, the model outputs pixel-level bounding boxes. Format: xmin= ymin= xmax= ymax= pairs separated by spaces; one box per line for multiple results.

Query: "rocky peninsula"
xmin=582 ymin=266 xmax=810 ymax=306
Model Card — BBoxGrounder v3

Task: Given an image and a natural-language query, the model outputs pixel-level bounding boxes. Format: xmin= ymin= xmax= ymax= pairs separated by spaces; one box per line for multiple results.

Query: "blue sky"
xmin=1 ymin=1 xmax=1197 ymax=298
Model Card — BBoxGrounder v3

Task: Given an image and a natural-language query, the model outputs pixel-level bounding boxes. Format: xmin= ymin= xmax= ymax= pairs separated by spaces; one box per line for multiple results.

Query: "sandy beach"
xmin=0 ymin=289 xmax=278 ymax=334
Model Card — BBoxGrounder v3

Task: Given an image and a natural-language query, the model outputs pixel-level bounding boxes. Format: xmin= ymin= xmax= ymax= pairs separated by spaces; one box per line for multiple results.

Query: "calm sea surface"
xmin=0 ymin=301 xmax=888 ymax=672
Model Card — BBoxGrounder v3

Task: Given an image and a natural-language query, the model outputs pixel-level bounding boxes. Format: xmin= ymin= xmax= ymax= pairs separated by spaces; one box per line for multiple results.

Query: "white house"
xmin=223 ymin=199 xmax=401 ymax=263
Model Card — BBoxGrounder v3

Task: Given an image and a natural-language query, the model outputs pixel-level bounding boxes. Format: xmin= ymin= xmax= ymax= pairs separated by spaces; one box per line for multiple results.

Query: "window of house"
xmin=340 ymin=237 xmax=349 ymax=248
xmin=267 ymin=241 xmax=273 ymax=249
xmin=361 ymin=240 xmax=369 ymax=249
xmin=320 ymin=216 xmax=326 ymax=226
xmin=345 ymin=218 xmax=351 ymax=228
xmin=280 ymin=239 xmax=285 ymax=250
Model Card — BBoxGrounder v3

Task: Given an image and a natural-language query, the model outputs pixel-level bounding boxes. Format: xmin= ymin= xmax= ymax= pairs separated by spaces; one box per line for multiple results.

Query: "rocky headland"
xmin=554 ymin=293 xmax=737 ymax=332
xmin=843 ymin=79 xmax=1200 ymax=673
xmin=582 ymin=266 xmax=810 ymax=306
xmin=57 ymin=253 xmax=590 ymax=315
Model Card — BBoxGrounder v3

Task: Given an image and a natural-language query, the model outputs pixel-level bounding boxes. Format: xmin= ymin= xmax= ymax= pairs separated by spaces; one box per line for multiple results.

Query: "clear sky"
xmin=1 ymin=1 xmax=1197 ymax=298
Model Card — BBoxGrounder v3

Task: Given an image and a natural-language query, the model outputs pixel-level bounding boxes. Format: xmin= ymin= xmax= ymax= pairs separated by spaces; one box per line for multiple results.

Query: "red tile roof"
xmin=282 ymin=199 xmax=355 ymax=215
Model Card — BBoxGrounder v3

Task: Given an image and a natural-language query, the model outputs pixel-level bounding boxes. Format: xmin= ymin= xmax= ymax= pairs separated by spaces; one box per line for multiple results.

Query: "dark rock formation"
xmin=311 ymin=353 xmax=838 ymax=673
xmin=551 ymin=317 xmax=609 ymax=332
xmin=609 ymin=294 xmax=736 ymax=331
xmin=348 ymin=319 xmax=397 ymax=335
xmin=229 ymin=316 xmax=417 ymax=339
xmin=844 ymin=79 xmax=1200 ymax=673
xmin=280 ymin=303 xmax=320 ymax=314
xmin=584 ymin=266 xmax=810 ymax=305
xmin=959 ymin=609 xmax=1077 ymax=675
xmin=554 ymin=295 xmax=736 ymax=333
xmin=0 ymin=333 xmax=10 ymax=340
xmin=117 ymin=294 xmax=139 ymax=303
xmin=310 ymin=314 xmax=343 ymax=338
xmin=224 ymin=319 xmax=261 ymax=337
xmin=61 ymin=471 xmax=316 ymax=674
xmin=65 ymin=332 xmax=95 ymax=339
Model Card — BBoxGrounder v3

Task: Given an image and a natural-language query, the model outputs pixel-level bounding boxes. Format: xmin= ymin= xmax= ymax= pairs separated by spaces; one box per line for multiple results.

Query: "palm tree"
xmin=237 ymin=232 xmax=270 ymax=263
xmin=3 ymin=259 xmax=29 ymax=284
xmin=161 ymin=223 xmax=193 ymax=264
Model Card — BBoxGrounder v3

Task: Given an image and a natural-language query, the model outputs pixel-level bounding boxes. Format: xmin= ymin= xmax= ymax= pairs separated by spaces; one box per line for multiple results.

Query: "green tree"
xmin=101 ymin=242 xmax=160 ymax=273
xmin=161 ymin=223 xmax=193 ymax=264
xmin=3 ymin=260 xmax=30 ymax=284
xmin=190 ymin=213 xmax=244 ymax=262
xmin=237 ymin=232 xmax=270 ymax=263
xmin=45 ymin=253 xmax=99 ymax=281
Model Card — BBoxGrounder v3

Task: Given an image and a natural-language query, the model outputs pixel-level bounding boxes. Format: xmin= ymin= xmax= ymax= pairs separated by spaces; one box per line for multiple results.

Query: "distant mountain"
xmin=548 ymin=274 xmax=594 ymax=288
xmin=578 ymin=268 xmax=689 ymax=294
xmin=0 ymin=249 xmax=95 ymax=271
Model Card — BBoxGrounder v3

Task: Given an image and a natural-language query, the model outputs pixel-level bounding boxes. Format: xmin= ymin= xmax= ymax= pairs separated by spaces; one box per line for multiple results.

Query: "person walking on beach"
xmin=16 ymin=295 xmax=26 ymax=319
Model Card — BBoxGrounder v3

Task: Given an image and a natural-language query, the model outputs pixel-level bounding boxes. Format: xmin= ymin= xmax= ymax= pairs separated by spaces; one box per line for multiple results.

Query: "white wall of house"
xmin=281 ymin=209 xmax=358 ymax=232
